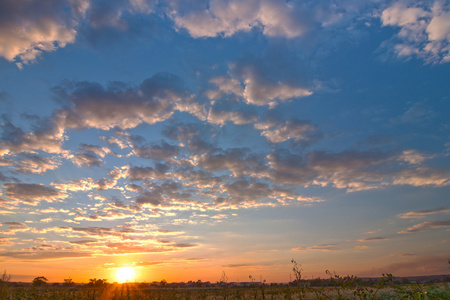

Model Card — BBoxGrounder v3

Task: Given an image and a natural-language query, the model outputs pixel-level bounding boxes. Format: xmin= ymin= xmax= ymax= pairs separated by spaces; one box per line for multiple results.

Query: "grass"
xmin=0 ymin=283 xmax=449 ymax=299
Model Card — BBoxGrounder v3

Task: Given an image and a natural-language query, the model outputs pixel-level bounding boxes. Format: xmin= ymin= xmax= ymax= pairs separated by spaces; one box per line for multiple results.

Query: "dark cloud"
xmin=292 ymin=243 xmax=341 ymax=251
xmin=0 ymin=116 xmax=65 ymax=155
xmin=2 ymin=183 xmax=65 ymax=204
xmin=14 ymin=154 xmax=60 ymax=174
xmin=133 ymin=140 xmax=180 ymax=160
xmin=72 ymin=151 xmax=103 ymax=167
xmin=358 ymin=237 xmax=388 ymax=242
xmin=223 ymin=180 xmax=271 ymax=203
xmin=196 ymin=147 xmax=266 ymax=177
xmin=69 ymin=240 xmax=98 ymax=244
xmin=0 ymin=251 xmax=92 ymax=259
xmin=162 ymin=122 xmax=216 ymax=153
xmin=66 ymin=226 xmax=126 ymax=237
xmin=134 ymin=182 xmax=189 ymax=206
xmin=207 ymin=100 xmax=259 ymax=125
xmin=173 ymin=243 xmax=196 ymax=248
xmin=127 ymin=164 xmax=170 ymax=181
xmin=0 ymin=222 xmax=29 ymax=235
xmin=135 ymin=191 xmax=163 ymax=206
xmin=361 ymin=255 xmax=449 ymax=277
xmin=52 ymin=73 xmax=188 ymax=131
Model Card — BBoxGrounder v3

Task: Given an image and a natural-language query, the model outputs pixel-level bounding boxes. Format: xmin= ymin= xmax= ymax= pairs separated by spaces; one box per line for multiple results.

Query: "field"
xmin=0 ymin=282 xmax=449 ymax=299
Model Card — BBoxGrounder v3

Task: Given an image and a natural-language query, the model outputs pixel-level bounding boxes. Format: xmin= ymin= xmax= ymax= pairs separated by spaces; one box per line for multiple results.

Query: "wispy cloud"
xmin=399 ymin=220 xmax=450 ymax=233
xmin=398 ymin=206 xmax=450 ymax=219
xmin=292 ymin=243 xmax=340 ymax=252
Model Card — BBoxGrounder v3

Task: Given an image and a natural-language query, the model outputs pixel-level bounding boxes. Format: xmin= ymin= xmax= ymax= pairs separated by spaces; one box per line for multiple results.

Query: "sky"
xmin=0 ymin=0 xmax=449 ymax=284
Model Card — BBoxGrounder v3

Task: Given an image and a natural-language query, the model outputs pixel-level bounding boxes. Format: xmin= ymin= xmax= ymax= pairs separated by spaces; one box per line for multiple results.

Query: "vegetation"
xmin=0 ymin=262 xmax=448 ymax=299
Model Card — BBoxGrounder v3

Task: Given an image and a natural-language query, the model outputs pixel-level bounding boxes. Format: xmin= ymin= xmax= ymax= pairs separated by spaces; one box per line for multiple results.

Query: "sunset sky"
xmin=0 ymin=0 xmax=449 ymax=284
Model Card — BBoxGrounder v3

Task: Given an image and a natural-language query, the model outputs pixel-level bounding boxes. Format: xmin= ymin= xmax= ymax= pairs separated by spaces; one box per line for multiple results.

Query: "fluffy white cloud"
xmin=169 ymin=0 xmax=307 ymax=38
xmin=0 ymin=0 xmax=86 ymax=67
xmin=381 ymin=1 xmax=450 ymax=63
xmin=233 ymin=62 xmax=312 ymax=106
xmin=255 ymin=119 xmax=320 ymax=143
xmin=206 ymin=61 xmax=312 ymax=107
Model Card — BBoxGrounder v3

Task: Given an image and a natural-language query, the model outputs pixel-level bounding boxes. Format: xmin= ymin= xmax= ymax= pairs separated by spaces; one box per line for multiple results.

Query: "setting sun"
xmin=115 ymin=267 xmax=136 ymax=283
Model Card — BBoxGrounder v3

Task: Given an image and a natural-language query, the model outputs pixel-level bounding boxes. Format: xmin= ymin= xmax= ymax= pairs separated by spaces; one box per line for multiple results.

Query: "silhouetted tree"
xmin=63 ymin=278 xmax=74 ymax=286
xmin=88 ymin=278 xmax=107 ymax=286
xmin=32 ymin=276 xmax=48 ymax=286
xmin=0 ymin=271 xmax=11 ymax=298
xmin=160 ymin=279 xmax=167 ymax=288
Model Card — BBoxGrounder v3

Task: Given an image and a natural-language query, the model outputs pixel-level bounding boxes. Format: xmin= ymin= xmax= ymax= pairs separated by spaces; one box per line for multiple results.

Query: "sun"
xmin=115 ymin=267 xmax=135 ymax=283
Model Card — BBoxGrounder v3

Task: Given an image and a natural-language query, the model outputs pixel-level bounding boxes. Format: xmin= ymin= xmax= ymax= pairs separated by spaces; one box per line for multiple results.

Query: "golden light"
xmin=115 ymin=267 xmax=135 ymax=283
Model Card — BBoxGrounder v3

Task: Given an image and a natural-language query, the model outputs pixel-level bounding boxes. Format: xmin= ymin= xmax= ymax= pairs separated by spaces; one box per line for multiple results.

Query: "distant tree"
xmin=219 ymin=271 xmax=228 ymax=283
xmin=32 ymin=276 xmax=48 ymax=286
xmin=160 ymin=279 xmax=167 ymax=288
xmin=63 ymin=278 xmax=74 ymax=286
xmin=88 ymin=278 xmax=107 ymax=286
xmin=196 ymin=279 xmax=202 ymax=287
xmin=0 ymin=271 xmax=11 ymax=298
xmin=291 ymin=259 xmax=302 ymax=284
xmin=0 ymin=271 xmax=11 ymax=283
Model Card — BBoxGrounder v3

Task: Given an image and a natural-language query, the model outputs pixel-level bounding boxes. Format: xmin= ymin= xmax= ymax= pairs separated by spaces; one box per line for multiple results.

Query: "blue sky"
xmin=0 ymin=0 xmax=449 ymax=283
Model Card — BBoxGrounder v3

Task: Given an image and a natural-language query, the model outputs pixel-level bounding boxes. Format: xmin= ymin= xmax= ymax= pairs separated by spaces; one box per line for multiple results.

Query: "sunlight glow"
xmin=115 ymin=267 xmax=135 ymax=283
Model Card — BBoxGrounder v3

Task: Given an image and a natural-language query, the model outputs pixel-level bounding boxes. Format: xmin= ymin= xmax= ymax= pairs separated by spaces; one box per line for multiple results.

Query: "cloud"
xmin=2 ymin=183 xmax=66 ymax=204
xmin=0 ymin=0 xmax=86 ymax=67
xmin=399 ymin=219 xmax=450 ymax=233
xmin=380 ymin=1 xmax=450 ymax=63
xmin=266 ymin=148 xmax=450 ymax=191
xmin=71 ymin=151 xmax=103 ymax=167
xmin=134 ymin=182 xmax=190 ymax=206
xmin=195 ymin=147 xmax=265 ymax=177
xmin=14 ymin=154 xmax=60 ymax=174
xmin=206 ymin=76 xmax=244 ymax=100
xmin=133 ymin=140 xmax=180 ymax=161
xmin=230 ymin=60 xmax=312 ymax=106
xmin=392 ymin=166 xmax=450 ymax=187
xmin=398 ymin=206 xmax=450 ymax=219
xmin=0 ymin=222 xmax=29 ymax=235
xmin=397 ymin=150 xmax=428 ymax=165
xmin=207 ymin=105 xmax=258 ymax=125
xmin=53 ymin=73 xmax=188 ymax=130
xmin=51 ymin=178 xmax=116 ymax=192
xmin=292 ymin=243 xmax=340 ymax=251
xmin=0 ymin=116 xmax=66 ymax=155
xmin=358 ymin=237 xmax=388 ymax=242
xmin=80 ymin=144 xmax=111 ymax=158
xmin=127 ymin=165 xmax=170 ymax=181
xmin=162 ymin=123 xmax=216 ymax=153
xmin=0 ymin=251 xmax=92 ymax=260
xmin=361 ymin=254 xmax=449 ymax=276
xmin=222 ymin=180 xmax=272 ymax=203
xmin=168 ymin=0 xmax=308 ymax=39
xmin=255 ymin=119 xmax=321 ymax=143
